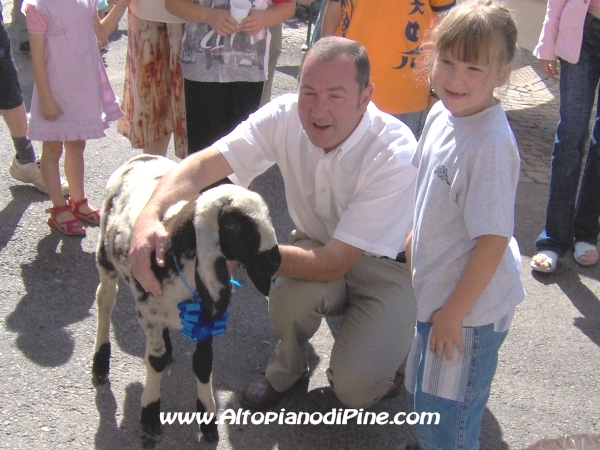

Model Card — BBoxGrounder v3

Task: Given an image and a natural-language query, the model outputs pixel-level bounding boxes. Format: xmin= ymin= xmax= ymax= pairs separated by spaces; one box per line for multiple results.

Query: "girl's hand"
xmin=540 ymin=59 xmax=558 ymax=78
xmin=208 ymin=8 xmax=239 ymax=36
xmin=239 ymin=9 xmax=267 ymax=35
xmin=429 ymin=307 xmax=464 ymax=361
xmin=41 ymin=97 xmax=63 ymax=121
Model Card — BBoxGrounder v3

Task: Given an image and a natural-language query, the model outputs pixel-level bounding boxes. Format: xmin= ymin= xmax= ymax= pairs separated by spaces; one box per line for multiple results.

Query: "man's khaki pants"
xmin=264 ymin=231 xmax=417 ymax=408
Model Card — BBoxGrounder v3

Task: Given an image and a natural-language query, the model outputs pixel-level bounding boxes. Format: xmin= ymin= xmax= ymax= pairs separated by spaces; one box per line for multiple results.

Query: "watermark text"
xmin=160 ymin=408 xmax=440 ymax=426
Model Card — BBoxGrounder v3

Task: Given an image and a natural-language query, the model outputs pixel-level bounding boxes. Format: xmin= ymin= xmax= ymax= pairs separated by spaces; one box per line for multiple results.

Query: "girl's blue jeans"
xmin=406 ymin=321 xmax=508 ymax=450
xmin=536 ymin=13 xmax=600 ymax=257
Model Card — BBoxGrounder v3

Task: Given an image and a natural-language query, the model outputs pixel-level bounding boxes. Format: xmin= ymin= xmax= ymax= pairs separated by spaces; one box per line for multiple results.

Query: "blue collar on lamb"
xmin=173 ymin=255 xmax=241 ymax=342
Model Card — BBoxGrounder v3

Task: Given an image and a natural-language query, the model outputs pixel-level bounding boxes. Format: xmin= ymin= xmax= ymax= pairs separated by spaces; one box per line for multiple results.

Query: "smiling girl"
xmin=404 ymin=1 xmax=526 ymax=448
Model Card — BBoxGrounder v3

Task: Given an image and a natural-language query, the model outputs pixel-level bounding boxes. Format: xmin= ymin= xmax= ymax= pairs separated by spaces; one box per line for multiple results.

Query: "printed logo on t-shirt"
xmin=434 ymin=165 xmax=452 ymax=185
xmin=181 ymin=0 xmax=269 ymax=83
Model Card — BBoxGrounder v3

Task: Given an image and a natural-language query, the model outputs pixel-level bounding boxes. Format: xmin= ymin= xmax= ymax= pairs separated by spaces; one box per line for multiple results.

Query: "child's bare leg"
xmin=143 ymin=134 xmax=171 ymax=157
xmin=64 ymin=140 xmax=98 ymax=214
xmin=1 ymin=103 xmax=28 ymax=137
xmin=63 ymin=140 xmax=85 ymax=200
xmin=41 ymin=141 xmax=75 ymax=222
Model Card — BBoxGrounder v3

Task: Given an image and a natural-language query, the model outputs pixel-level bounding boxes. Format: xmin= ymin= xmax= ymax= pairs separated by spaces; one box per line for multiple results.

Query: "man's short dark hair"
xmin=300 ymin=36 xmax=370 ymax=90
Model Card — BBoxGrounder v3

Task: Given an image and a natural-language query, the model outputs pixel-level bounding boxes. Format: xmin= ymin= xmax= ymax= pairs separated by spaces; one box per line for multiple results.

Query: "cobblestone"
xmin=496 ymin=50 xmax=561 ymax=186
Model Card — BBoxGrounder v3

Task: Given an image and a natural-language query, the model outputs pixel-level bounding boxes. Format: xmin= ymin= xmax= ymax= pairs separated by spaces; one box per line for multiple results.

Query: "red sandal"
xmin=68 ymin=197 xmax=101 ymax=225
xmin=46 ymin=204 xmax=86 ymax=236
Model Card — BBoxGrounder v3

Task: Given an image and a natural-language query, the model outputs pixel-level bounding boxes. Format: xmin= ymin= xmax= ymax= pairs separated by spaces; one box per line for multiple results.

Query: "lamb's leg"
xmin=92 ymin=259 xmax=119 ymax=385
xmin=163 ymin=327 xmax=173 ymax=365
xmin=193 ymin=337 xmax=219 ymax=443
xmin=140 ymin=317 xmax=172 ymax=437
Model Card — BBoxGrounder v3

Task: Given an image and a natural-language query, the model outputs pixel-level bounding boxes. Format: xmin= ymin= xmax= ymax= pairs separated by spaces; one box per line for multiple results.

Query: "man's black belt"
xmin=380 ymin=251 xmax=406 ymax=263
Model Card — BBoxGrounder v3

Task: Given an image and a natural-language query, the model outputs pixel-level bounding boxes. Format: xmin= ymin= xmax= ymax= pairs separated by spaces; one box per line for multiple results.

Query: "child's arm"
xmin=321 ymin=0 xmax=341 ymax=36
xmin=29 ymin=33 xmax=63 ymax=120
xmin=429 ymin=234 xmax=508 ymax=361
xmin=165 ymin=0 xmax=239 ymax=36
xmin=239 ymin=1 xmax=295 ymax=36
xmin=94 ymin=0 xmax=130 ymax=43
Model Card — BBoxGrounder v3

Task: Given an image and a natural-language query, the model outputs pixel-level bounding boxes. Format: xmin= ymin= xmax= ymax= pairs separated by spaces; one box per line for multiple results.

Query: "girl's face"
xmin=431 ymin=52 xmax=511 ymax=117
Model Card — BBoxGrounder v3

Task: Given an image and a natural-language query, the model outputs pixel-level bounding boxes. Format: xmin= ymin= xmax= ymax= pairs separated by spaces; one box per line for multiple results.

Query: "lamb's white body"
xmin=92 ymin=155 xmax=280 ymax=443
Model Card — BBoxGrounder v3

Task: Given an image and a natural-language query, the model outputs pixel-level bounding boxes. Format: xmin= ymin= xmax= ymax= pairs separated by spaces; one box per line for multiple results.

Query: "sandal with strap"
xmin=46 ymin=204 xmax=86 ymax=236
xmin=68 ymin=197 xmax=101 ymax=225
xmin=530 ymin=250 xmax=558 ymax=273
xmin=574 ymin=242 xmax=599 ymax=267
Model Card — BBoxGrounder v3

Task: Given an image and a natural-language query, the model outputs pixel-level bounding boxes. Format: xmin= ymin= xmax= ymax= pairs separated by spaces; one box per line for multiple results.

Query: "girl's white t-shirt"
xmin=411 ymin=101 xmax=525 ymax=326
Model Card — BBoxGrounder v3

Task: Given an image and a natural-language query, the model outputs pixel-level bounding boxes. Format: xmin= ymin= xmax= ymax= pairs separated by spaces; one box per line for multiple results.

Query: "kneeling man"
xmin=129 ymin=36 xmax=417 ymax=409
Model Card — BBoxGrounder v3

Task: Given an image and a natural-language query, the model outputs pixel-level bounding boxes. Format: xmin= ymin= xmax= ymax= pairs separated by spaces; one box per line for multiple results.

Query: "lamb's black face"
xmin=218 ymin=206 xmax=281 ymax=296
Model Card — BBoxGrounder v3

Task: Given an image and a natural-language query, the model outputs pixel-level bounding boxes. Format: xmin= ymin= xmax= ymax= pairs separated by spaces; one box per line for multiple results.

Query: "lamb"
xmin=91 ymin=154 xmax=281 ymax=443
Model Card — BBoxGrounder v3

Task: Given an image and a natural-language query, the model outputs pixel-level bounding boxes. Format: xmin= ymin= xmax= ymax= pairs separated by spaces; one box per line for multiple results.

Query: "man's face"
xmin=298 ymin=54 xmax=372 ymax=153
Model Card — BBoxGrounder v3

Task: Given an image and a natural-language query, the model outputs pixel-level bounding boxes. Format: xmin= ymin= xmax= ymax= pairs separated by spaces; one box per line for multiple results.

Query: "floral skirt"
xmin=117 ymin=12 xmax=187 ymax=158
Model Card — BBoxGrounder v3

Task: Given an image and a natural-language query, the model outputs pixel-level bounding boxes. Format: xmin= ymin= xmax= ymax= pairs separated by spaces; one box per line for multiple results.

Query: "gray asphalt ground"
xmin=1 ymin=3 xmax=599 ymax=449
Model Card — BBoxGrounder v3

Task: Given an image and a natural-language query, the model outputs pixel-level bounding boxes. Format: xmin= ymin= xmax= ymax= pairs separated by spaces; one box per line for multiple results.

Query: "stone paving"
xmin=497 ymin=50 xmax=559 ymax=185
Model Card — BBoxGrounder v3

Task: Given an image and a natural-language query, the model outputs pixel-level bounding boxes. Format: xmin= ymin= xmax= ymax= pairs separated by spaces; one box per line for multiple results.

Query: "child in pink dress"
xmin=23 ymin=0 xmax=129 ymax=236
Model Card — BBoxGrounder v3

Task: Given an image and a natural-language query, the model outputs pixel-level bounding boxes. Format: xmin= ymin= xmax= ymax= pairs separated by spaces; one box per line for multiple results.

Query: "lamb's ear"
xmin=244 ymin=246 xmax=281 ymax=296
xmin=245 ymin=265 xmax=273 ymax=296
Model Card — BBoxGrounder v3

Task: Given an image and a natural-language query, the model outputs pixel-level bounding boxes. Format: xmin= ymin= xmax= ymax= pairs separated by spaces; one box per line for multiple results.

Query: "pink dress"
xmin=23 ymin=0 xmax=123 ymax=141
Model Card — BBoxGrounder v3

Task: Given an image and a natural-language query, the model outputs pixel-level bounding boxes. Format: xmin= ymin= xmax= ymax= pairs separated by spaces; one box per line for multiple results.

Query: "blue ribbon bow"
xmin=177 ymin=300 xmax=229 ymax=342
xmin=172 ymin=255 xmax=240 ymax=342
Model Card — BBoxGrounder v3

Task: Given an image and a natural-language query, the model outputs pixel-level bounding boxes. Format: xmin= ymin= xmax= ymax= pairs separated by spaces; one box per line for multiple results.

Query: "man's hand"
xmin=276 ymin=238 xmax=363 ymax=282
xmin=129 ymin=215 xmax=168 ymax=296
xmin=429 ymin=307 xmax=464 ymax=361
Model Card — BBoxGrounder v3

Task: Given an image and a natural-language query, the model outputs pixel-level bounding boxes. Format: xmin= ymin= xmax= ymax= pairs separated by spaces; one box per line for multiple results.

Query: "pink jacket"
xmin=534 ymin=0 xmax=591 ymax=64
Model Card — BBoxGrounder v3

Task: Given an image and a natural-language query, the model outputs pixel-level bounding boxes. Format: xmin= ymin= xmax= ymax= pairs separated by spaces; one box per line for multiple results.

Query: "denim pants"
xmin=405 ymin=320 xmax=509 ymax=450
xmin=536 ymin=13 xmax=600 ymax=256
xmin=0 ymin=12 xmax=24 ymax=111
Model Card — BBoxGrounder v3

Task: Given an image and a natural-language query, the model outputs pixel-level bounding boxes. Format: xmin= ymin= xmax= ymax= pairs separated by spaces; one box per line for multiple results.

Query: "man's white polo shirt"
xmin=214 ymin=93 xmax=417 ymax=258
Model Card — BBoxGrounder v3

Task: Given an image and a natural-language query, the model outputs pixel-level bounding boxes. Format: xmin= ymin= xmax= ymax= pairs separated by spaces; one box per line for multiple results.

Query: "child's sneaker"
xmin=9 ymin=157 xmax=69 ymax=196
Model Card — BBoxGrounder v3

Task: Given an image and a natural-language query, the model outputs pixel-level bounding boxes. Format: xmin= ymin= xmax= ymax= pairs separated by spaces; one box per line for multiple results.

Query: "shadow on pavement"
xmin=555 ymin=269 xmax=600 ymax=347
xmin=276 ymin=65 xmax=300 ymax=79
xmin=515 ymin=177 xmax=600 ymax=347
xmin=5 ymin=231 xmax=97 ymax=366
xmin=482 ymin=408 xmax=511 ymax=449
xmin=0 ymin=185 xmax=45 ymax=252
xmin=94 ymin=381 xmax=151 ymax=450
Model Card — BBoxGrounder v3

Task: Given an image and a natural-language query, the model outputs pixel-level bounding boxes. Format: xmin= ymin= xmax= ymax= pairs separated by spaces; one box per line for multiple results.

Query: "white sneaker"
xmin=9 ymin=156 xmax=69 ymax=196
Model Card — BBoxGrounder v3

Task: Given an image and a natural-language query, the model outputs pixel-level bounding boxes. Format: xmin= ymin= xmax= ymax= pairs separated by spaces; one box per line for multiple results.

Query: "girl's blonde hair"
xmin=418 ymin=0 xmax=518 ymax=79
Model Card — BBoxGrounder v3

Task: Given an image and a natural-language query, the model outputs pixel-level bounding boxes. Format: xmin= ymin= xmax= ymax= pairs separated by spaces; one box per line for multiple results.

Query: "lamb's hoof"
xmin=92 ymin=343 xmax=111 ymax=385
xmin=201 ymin=424 xmax=219 ymax=443
xmin=142 ymin=421 xmax=162 ymax=437
xmin=92 ymin=371 xmax=109 ymax=386
xmin=141 ymin=400 xmax=162 ymax=437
